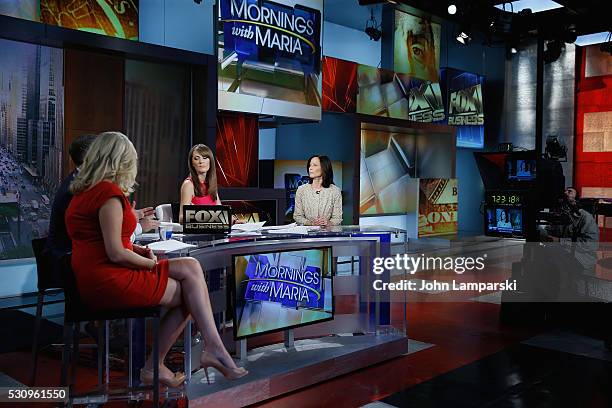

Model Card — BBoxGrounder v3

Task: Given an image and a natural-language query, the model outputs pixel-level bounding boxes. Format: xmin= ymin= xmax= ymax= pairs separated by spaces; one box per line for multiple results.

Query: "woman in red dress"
xmin=178 ymin=144 xmax=221 ymax=222
xmin=66 ymin=132 xmax=247 ymax=387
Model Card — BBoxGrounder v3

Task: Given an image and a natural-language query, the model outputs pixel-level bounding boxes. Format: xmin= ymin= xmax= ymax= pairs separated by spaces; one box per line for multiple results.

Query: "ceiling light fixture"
xmin=448 ymin=4 xmax=457 ymax=15
xmin=456 ymin=29 xmax=472 ymax=45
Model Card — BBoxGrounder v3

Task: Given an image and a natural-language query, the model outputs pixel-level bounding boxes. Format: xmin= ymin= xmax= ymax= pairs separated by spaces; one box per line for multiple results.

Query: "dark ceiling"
xmin=357 ymin=0 xmax=609 ymax=42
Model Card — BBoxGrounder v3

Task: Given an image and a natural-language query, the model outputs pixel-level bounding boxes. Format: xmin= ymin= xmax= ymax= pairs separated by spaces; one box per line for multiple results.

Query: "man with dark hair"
xmin=46 ymin=134 xmax=159 ymax=254
xmin=45 ymin=134 xmax=98 ymax=254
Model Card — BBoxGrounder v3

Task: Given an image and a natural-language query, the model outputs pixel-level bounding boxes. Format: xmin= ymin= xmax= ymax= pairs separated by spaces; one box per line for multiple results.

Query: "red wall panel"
xmin=574 ymin=48 xmax=612 ymax=193
xmin=216 ymin=113 xmax=258 ymax=187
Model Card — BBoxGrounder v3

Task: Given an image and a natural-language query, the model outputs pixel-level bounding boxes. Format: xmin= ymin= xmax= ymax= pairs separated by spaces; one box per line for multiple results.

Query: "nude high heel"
xmin=139 ymin=367 xmax=186 ymax=388
xmin=200 ymin=351 xmax=248 ymax=384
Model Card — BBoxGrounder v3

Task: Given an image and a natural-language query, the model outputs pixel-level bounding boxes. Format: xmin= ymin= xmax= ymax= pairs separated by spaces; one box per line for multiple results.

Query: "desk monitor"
xmin=232 ymin=246 xmax=334 ymax=340
xmin=182 ymin=205 xmax=232 ymax=234
xmin=485 ymin=206 xmax=524 ymax=237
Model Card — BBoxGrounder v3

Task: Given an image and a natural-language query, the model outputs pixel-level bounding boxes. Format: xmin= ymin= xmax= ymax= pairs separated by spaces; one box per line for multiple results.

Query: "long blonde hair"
xmin=70 ymin=131 xmax=138 ymax=195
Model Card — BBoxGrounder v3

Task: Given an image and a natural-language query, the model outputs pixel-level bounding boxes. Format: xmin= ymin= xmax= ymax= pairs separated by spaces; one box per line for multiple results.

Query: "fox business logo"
xmin=183 ymin=206 xmax=231 ymax=234
xmin=408 ymin=82 xmax=445 ymax=123
xmin=448 ymin=84 xmax=484 ymax=126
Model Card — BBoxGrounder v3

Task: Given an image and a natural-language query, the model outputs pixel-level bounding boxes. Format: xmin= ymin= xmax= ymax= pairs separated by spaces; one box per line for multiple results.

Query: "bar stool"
xmin=59 ymin=254 xmax=162 ymax=407
xmin=30 ymin=238 xmax=65 ymax=386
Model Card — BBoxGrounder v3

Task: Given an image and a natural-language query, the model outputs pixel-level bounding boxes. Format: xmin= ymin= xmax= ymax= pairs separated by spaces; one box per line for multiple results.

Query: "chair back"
xmin=58 ymin=254 xmax=91 ymax=323
xmin=31 ymin=238 xmax=63 ymax=292
xmin=155 ymin=204 xmax=173 ymax=222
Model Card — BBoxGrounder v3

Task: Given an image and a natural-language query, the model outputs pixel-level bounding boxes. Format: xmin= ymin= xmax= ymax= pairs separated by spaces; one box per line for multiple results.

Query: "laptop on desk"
xmin=182 ymin=205 xmax=232 ymax=234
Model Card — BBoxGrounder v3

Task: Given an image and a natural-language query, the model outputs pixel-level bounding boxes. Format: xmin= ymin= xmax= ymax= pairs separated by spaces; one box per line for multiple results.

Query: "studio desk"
xmin=153 ymin=225 xmax=410 ymax=407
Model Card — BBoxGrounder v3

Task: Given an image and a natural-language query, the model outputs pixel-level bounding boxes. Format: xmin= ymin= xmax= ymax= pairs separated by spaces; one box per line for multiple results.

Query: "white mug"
xmin=159 ymin=226 xmax=172 ymax=241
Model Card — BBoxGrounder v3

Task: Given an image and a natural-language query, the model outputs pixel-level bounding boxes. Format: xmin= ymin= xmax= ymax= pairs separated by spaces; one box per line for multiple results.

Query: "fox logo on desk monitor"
xmin=183 ymin=205 xmax=232 ymax=234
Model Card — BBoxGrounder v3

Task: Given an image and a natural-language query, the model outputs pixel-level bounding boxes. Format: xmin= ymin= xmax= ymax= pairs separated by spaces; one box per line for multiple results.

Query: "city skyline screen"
xmin=0 ymin=38 xmax=65 ymax=260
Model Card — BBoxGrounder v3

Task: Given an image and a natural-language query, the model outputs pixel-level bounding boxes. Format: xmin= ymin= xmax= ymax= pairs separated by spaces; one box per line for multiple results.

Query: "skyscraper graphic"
xmin=0 ymin=38 xmax=64 ymax=259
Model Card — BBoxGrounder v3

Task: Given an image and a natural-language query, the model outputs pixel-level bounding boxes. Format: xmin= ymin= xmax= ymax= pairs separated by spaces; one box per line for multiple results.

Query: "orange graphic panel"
xmin=41 ymin=0 xmax=138 ymax=40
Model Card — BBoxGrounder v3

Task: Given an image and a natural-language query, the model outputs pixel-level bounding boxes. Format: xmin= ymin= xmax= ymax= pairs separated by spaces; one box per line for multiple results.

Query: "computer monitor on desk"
xmin=182 ymin=205 xmax=232 ymax=234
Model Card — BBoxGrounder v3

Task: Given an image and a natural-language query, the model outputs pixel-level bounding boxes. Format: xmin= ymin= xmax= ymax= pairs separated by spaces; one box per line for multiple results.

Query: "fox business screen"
xmin=232 ymin=247 xmax=333 ymax=339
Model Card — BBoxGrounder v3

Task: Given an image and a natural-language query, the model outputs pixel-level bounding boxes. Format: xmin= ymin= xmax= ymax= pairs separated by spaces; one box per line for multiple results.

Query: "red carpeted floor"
xmin=0 ymin=300 xmax=541 ymax=408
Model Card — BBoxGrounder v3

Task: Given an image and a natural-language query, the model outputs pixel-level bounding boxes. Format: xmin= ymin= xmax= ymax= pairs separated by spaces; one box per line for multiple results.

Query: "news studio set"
xmin=0 ymin=1 xmax=611 ymax=407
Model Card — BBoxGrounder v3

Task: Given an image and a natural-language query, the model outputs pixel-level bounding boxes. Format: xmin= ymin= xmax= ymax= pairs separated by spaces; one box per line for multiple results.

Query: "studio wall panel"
xmin=216 ymin=113 xmax=259 ymax=188
xmin=64 ymin=48 xmax=124 ymax=174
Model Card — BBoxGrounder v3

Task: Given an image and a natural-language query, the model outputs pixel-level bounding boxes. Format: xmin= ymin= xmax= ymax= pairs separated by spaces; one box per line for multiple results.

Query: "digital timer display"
xmin=486 ymin=193 xmax=522 ymax=206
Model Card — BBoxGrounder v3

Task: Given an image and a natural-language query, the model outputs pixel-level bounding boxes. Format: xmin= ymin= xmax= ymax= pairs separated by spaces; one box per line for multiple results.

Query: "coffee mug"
xmin=159 ymin=226 xmax=172 ymax=241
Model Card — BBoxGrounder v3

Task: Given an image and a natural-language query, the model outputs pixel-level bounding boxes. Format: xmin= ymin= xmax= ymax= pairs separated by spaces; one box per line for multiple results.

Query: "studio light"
xmin=543 ymin=40 xmax=563 ymax=64
xmin=365 ymin=8 xmax=382 ymax=41
xmin=456 ymin=30 xmax=471 ymax=45
xmin=448 ymin=4 xmax=457 ymax=15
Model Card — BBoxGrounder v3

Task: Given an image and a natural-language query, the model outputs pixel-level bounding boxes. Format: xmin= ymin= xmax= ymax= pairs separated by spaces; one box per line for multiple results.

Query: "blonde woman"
xmin=66 ymin=132 xmax=247 ymax=388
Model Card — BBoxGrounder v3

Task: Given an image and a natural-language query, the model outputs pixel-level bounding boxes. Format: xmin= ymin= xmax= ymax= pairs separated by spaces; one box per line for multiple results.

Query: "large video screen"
xmin=216 ymin=112 xmax=259 ymax=187
xmin=0 ymin=39 xmax=64 ymax=260
xmin=360 ymin=127 xmax=418 ymax=215
xmin=40 ymin=0 xmax=139 ymax=40
xmin=418 ymin=178 xmax=458 ymax=237
xmin=440 ymin=68 xmax=485 ymax=148
xmin=218 ymin=0 xmax=323 ymax=120
xmin=232 ymin=247 xmax=333 ymax=339
xmin=356 ymin=65 xmax=445 ymax=124
xmin=322 ymin=56 xmax=358 ymax=113
xmin=0 ymin=1 xmax=39 ymax=21
xmin=225 ymin=199 xmax=277 ymax=225
xmin=393 ymin=10 xmax=441 ymax=83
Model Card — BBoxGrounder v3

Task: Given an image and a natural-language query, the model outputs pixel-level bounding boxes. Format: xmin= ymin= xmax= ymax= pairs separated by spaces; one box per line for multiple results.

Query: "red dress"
xmin=186 ymin=176 xmax=216 ymax=205
xmin=65 ymin=181 xmax=169 ymax=310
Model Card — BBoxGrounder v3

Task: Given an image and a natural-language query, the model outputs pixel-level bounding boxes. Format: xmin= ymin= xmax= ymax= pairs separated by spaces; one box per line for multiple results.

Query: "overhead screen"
xmin=218 ymin=0 xmax=323 ymax=120
xmin=232 ymin=247 xmax=333 ymax=339
xmin=41 ymin=0 xmax=139 ymax=40
xmin=0 ymin=1 xmax=139 ymax=40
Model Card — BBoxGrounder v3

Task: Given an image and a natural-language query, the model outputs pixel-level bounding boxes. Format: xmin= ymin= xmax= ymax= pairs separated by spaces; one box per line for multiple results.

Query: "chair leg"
xmin=29 ymin=291 xmax=44 ymax=386
xmin=70 ymin=322 xmax=79 ymax=388
xmin=60 ymin=318 xmax=72 ymax=386
xmin=105 ymin=320 xmax=110 ymax=385
xmin=152 ymin=317 xmax=160 ymax=408
xmin=98 ymin=321 xmax=104 ymax=386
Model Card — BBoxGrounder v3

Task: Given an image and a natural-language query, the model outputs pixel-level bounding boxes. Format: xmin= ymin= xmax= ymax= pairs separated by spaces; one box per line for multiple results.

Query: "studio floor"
xmin=1 ymin=237 xmax=611 ymax=407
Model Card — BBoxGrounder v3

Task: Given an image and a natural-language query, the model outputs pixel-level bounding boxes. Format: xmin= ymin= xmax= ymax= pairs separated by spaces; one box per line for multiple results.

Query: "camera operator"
xmin=538 ymin=187 xmax=599 ymax=300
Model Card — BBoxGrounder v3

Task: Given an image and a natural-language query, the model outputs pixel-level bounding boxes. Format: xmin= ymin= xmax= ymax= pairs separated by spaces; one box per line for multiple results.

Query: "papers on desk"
xmin=146 ymin=239 xmax=195 ymax=253
xmin=231 ymin=221 xmax=266 ymax=232
xmin=138 ymin=233 xmax=160 ymax=241
xmin=261 ymin=222 xmax=297 ymax=231
xmin=267 ymin=225 xmax=312 ymax=235
xmin=229 ymin=230 xmax=262 ymax=237
xmin=160 ymin=221 xmax=182 ymax=232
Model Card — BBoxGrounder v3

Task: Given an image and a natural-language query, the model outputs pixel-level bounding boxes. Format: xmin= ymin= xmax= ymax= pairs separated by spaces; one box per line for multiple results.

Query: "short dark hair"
xmin=69 ymin=134 xmax=97 ymax=166
xmin=307 ymin=155 xmax=334 ymax=188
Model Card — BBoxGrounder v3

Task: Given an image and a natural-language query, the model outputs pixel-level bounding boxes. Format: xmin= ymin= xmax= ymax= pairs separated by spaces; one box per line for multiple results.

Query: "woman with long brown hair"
xmin=179 ymin=144 xmax=221 ymax=221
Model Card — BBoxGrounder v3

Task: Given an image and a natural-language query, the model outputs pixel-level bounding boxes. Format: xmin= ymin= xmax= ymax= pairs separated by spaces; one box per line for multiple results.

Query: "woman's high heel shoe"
xmin=200 ymin=351 xmax=248 ymax=384
xmin=139 ymin=367 xmax=186 ymax=388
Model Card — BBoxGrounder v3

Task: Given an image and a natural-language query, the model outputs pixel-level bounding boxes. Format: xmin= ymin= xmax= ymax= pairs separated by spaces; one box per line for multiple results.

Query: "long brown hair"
xmin=187 ymin=144 xmax=218 ymax=200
